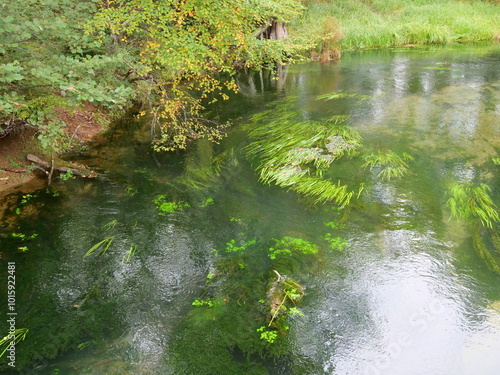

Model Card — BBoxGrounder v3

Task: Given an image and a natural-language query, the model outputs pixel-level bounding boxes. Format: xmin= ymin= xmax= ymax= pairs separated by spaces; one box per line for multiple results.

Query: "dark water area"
xmin=1 ymin=43 xmax=500 ymax=374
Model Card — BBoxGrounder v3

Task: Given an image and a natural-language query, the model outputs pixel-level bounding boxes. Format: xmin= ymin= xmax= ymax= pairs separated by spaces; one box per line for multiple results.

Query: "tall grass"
xmin=291 ymin=0 xmax=500 ymax=52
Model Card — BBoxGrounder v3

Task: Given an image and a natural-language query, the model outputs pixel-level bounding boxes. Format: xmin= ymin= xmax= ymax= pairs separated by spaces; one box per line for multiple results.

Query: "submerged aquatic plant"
xmin=11 ymin=232 xmax=38 ymax=240
xmin=199 ymin=197 xmax=214 ymax=207
xmin=246 ymin=111 xmax=362 ymax=206
xmin=316 ymin=92 xmax=369 ymax=102
xmin=265 ymin=271 xmax=305 ymax=334
xmin=153 ymin=195 xmax=189 ymax=215
xmin=102 ymin=219 xmax=118 ymax=232
xmin=169 ymin=231 xmax=328 ymax=372
xmin=447 ymin=182 xmax=500 ymax=273
xmin=472 ymin=228 xmax=500 ymax=273
xmin=224 ymin=239 xmax=257 ymax=253
xmin=362 ymin=150 xmax=414 ymax=180
xmin=322 ymin=233 xmax=348 ymax=251
xmin=324 ymin=220 xmax=344 ymax=229
xmin=446 ymin=183 xmax=500 ymax=228
xmin=291 ymin=176 xmax=358 ymax=206
xmin=15 ymin=193 xmax=40 ymax=215
xmin=256 ymin=326 xmax=278 ymax=344
xmin=192 ymin=299 xmax=217 ymax=308
xmin=268 ymin=237 xmax=318 ymax=260
xmin=122 ymin=246 xmax=138 ymax=264
xmin=0 ymin=328 xmax=29 ymax=358
xmin=212 ymin=233 xmax=256 ymax=255
xmin=83 ymin=236 xmax=114 ymax=259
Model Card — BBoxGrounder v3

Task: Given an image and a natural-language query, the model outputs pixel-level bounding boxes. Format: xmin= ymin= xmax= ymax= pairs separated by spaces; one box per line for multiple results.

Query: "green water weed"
xmin=199 ymin=197 xmax=214 ymax=207
xmin=472 ymin=228 xmax=500 ymax=273
xmin=256 ymin=326 xmax=278 ymax=344
xmin=447 ymin=183 xmax=499 ymax=229
xmin=154 ymin=195 xmax=189 ymax=215
xmin=11 ymin=233 xmax=38 ymax=240
xmin=83 ymin=236 xmax=114 ymax=259
xmin=245 ymin=99 xmax=363 ymax=206
xmin=288 ymin=307 xmax=305 ymax=316
xmin=268 ymin=237 xmax=319 ymax=260
xmin=122 ymin=246 xmax=138 ymax=264
xmin=324 ymin=221 xmax=343 ymax=229
xmin=362 ymin=151 xmax=414 ymax=180
xmin=322 ymin=233 xmax=348 ymax=251
xmin=102 ymin=219 xmax=118 ymax=232
xmin=125 ymin=186 xmax=138 ymax=196
xmin=224 ymin=239 xmax=256 ymax=253
xmin=0 ymin=328 xmax=28 ymax=358
xmin=192 ymin=299 xmax=217 ymax=308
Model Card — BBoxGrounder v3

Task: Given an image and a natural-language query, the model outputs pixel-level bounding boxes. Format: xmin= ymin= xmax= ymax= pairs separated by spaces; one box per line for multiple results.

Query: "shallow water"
xmin=1 ymin=43 xmax=500 ymax=374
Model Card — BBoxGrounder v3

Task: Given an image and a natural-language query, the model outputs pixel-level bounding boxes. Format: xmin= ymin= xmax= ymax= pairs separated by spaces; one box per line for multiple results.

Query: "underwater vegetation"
xmin=447 ymin=183 xmax=499 ymax=229
xmin=245 ymin=93 xmax=414 ymax=206
xmin=154 ymin=195 xmax=190 ymax=215
xmin=268 ymin=236 xmax=318 ymax=260
xmin=0 ymin=328 xmax=29 ymax=358
xmin=162 ymin=227 xmax=340 ymax=374
xmin=362 ymin=150 xmax=415 ymax=180
xmin=447 ymin=182 xmax=500 ymax=273
xmin=82 ymin=219 xmax=140 ymax=263
xmin=246 ymin=114 xmax=362 ymax=206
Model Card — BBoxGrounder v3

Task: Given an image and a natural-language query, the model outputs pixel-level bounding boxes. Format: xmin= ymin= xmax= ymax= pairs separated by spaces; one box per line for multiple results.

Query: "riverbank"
xmin=0 ymin=105 xmax=109 ymax=195
xmin=290 ymin=0 xmax=499 ymax=57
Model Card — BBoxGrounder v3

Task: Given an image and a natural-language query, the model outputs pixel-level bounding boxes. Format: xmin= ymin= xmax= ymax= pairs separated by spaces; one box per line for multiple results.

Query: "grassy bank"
xmin=291 ymin=0 xmax=500 ymax=54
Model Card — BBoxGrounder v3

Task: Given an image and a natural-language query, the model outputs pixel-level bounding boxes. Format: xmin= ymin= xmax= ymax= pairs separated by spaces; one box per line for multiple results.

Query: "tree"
xmin=1 ymin=0 xmax=309 ymax=152
xmin=87 ymin=0 xmax=308 ymax=151
xmin=0 ymin=0 xmax=133 ymax=140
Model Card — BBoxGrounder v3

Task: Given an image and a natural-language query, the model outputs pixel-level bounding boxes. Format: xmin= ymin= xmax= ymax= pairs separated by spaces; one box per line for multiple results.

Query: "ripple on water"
xmin=291 ymin=226 xmax=489 ymax=375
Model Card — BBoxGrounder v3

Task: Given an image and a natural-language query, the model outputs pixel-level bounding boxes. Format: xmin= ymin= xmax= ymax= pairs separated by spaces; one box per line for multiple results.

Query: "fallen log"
xmin=0 ymin=165 xmax=48 ymax=175
xmin=26 ymin=154 xmax=49 ymax=168
xmin=23 ymin=154 xmax=96 ymax=183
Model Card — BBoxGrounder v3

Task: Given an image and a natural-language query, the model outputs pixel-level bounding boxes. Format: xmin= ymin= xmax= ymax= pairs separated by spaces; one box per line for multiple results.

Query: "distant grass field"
xmin=290 ymin=0 xmax=500 ymax=53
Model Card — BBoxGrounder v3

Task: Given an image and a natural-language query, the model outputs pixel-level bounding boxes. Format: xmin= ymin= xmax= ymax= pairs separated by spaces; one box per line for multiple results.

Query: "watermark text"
xmin=6 ymin=262 xmax=16 ymax=367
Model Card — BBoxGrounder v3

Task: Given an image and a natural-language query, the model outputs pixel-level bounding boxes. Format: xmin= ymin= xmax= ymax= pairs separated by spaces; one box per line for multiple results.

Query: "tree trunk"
xmin=255 ymin=20 xmax=288 ymax=41
xmin=268 ymin=21 xmax=288 ymax=40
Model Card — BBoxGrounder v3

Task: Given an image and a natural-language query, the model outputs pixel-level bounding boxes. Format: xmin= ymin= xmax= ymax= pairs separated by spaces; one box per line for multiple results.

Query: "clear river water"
xmin=1 ymin=43 xmax=500 ymax=375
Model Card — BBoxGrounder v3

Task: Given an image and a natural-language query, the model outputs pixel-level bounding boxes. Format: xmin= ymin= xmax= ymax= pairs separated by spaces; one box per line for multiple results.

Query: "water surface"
xmin=1 ymin=43 xmax=500 ymax=375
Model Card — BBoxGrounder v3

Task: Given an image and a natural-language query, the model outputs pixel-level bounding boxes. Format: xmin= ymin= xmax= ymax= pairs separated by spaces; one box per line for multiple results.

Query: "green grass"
xmin=291 ymin=0 xmax=500 ymax=52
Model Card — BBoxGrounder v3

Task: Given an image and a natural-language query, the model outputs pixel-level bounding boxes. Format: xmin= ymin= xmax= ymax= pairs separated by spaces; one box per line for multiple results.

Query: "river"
xmin=1 ymin=43 xmax=500 ymax=375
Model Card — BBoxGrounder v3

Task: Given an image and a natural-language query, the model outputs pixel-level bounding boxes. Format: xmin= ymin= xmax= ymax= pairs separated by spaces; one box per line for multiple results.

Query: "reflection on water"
xmin=1 ymin=44 xmax=500 ymax=374
xmin=317 ymin=231 xmax=473 ymax=375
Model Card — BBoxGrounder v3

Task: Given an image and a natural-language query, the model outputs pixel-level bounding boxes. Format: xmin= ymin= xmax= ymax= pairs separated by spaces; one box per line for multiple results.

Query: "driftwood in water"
xmin=0 ymin=154 xmax=96 ymax=185
xmin=26 ymin=154 xmax=49 ymax=168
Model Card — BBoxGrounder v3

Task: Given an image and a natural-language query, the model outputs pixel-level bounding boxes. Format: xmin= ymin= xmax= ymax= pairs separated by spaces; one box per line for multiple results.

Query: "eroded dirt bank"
xmin=0 ymin=105 xmax=109 ymax=212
